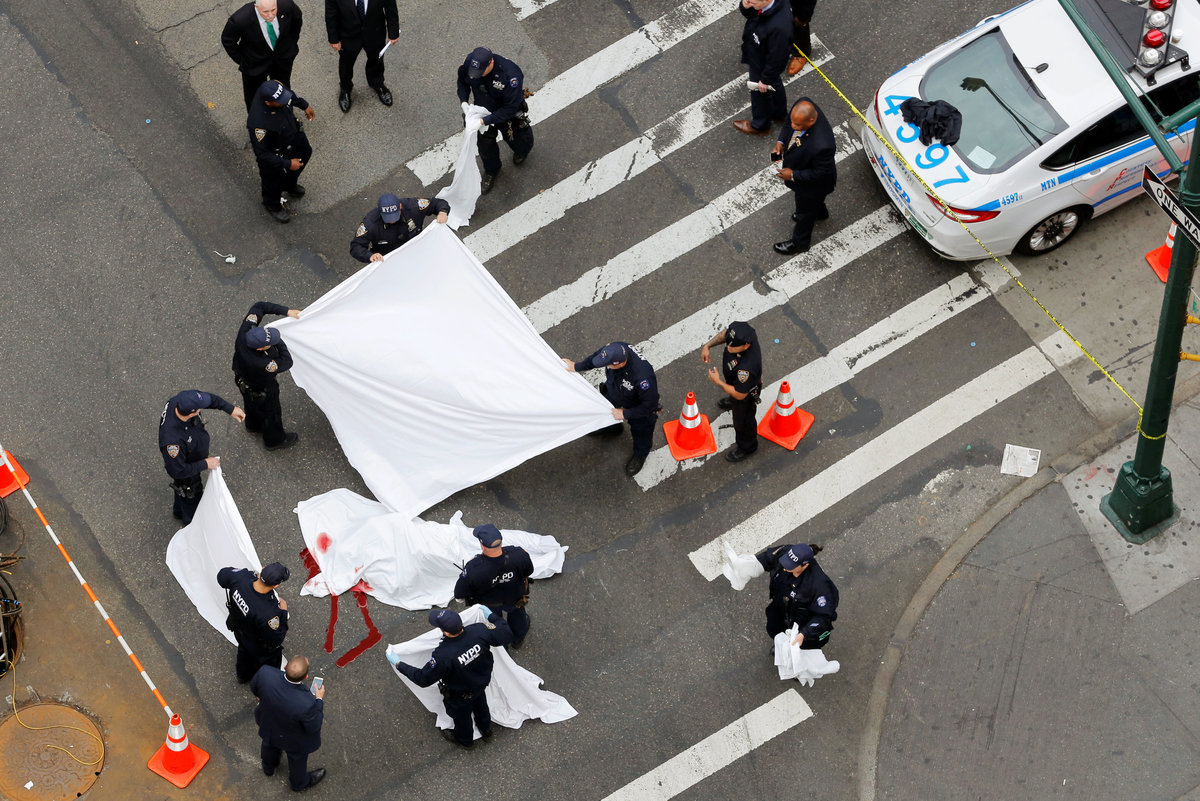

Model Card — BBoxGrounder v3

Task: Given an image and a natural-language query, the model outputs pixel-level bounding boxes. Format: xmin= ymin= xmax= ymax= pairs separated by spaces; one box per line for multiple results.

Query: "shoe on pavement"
xmin=267 ymin=208 xmax=290 ymax=224
xmin=717 ymin=396 xmax=735 ymax=411
xmin=265 ymin=432 xmax=300 ymax=451
xmin=773 ymin=240 xmax=807 ymax=255
xmin=625 ymin=454 xmax=646 ymax=477
xmin=286 ymin=184 xmax=306 ymax=198
xmin=440 ymin=728 xmax=473 ymax=748
xmin=787 ymin=55 xmax=807 ymax=76
xmin=374 ymin=85 xmax=393 ymax=106
xmin=733 ymin=119 xmax=770 ymax=136
xmin=481 ymin=172 xmax=498 ymax=194
xmin=513 ymin=152 xmax=527 ymax=165
xmin=480 ymin=728 xmax=494 ymax=739
xmin=302 ymin=768 xmax=326 ymax=790
xmin=726 ymin=446 xmax=755 ymax=463
xmin=339 ymin=90 xmax=352 ymax=113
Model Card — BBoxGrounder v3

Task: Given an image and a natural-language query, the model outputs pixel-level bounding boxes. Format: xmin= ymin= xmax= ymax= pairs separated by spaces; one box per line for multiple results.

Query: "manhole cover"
xmin=0 ymin=703 xmax=104 ymax=801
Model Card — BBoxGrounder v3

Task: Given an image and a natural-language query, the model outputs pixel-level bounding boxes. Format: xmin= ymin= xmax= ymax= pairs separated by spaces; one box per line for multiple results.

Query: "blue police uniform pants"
xmin=730 ymin=396 xmax=759 ymax=454
xmin=628 ymin=414 xmax=657 ymax=460
xmin=749 ymin=79 xmax=787 ymax=131
xmin=501 ymin=606 xmax=530 ymax=644
xmin=478 ymin=118 xmax=534 ymax=175
xmin=234 ymin=635 xmax=284 ymax=684
xmin=260 ymin=133 xmax=312 ymax=211
xmin=261 ymin=742 xmax=311 ymax=790
xmin=240 ymin=381 xmax=287 ymax=446
xmin=172 ymin=482 xmax=202 ymax=525
xmin=444 ymin=692 xmax=492 ymax=745
xmin=790 ymin=190 xmax=830 ymax=249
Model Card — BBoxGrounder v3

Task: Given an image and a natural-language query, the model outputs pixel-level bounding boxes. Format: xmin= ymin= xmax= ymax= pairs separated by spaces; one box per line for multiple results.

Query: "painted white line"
xmin=688 ymin=345 xmax=1056 ymax=580
xmin=407 ymin=0 xmax=733 ymax=185
xmin=522 ymin=121 xmax=862 ymax=333
xmin=464 ymin=38 xmax=835 ymax=263
xmin=600 ymin=689 xmax=813 ymax=801
xmin=507 ymin=0 xmax=560 ymax=21
xmin=635 ymin=260 xmax=1017 ymax=490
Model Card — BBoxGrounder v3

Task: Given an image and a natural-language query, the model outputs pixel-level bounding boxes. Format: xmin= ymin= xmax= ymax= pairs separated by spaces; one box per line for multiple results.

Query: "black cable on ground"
xmin=0 ymin=495 xmax=25 ymax=571
xmin=0 ymin=571 xmax=20 ymax=680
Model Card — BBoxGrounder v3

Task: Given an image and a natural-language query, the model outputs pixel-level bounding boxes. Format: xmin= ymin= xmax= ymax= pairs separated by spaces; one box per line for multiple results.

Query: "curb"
xmin=854 ymin=365 xmax=1200 ymax=801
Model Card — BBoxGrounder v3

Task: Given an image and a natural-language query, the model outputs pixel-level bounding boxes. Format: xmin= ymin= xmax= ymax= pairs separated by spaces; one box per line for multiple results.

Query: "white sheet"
xmin=296 ymin=488 xmax=567 ymax=609
xmin=721 ymin=542 xmax=765 ymax=591
xmin=436 ymin=104 xmax=489 ymax=230
xmin=386 ymin=605 xmax=576 ymax=737
xmin=165 ymin=468 xmax=263 ymax=646
xmin=773 ymin=624 xmax=841 ymax=686
xmin=270 ymin=224 xmax=614 ymax=519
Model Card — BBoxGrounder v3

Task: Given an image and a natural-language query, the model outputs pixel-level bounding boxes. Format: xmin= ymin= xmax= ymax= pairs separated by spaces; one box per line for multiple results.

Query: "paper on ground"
xmin=165 ymin=468 xmax=263 ymax=646
xmin=270 ymin=224 xmax=615 ymax=518
xmin=1001 ymin=443 xmax=1041 ymax=477
xmin=437 ymin=104 xmax=490 ymax=230
xmin=296 ymin=488 xmax=567 ymax=609
xmin=721 ymin=542 xmax=764 ymax=591
xmin=386 ymin=605 xmax=577 ymax=737
xmin=773 ymin=624 xmax=840 ymax=686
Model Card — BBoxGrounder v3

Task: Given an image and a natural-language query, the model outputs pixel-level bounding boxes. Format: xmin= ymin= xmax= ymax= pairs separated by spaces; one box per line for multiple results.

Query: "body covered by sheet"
xmin=386 ymin=605 xmax=576 ymax=737
xmin=165 ymin=468 xmax=263 ymax=645
xmin=271 ymin=224 xmax=614 ymax=519
xmin=296 ymin=488 xmax=567 ymax=609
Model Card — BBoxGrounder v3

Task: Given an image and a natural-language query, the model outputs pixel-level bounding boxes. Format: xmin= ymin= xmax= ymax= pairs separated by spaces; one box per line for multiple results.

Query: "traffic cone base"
xmin=147 ymin=715 xmax=209 ymax=788
xmin=664 ymin=416 xmax=718 ymax=460
xmin=758 ymin=405 xmax=815 ymax=450
xmin=0 ymin=451 xmax=30 ymax=498
xmin=1146 ymin=223 xmax=1175 ymax=283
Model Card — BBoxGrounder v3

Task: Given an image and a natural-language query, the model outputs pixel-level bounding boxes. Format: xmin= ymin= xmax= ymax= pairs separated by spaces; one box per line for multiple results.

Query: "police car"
xmin=862 ymin=0 xmax=1200 ymax=260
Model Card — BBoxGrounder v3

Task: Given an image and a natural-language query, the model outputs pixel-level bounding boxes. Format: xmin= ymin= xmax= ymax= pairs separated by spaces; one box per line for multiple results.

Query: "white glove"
xmin=461 ymin=101 xmax=470 ymax=114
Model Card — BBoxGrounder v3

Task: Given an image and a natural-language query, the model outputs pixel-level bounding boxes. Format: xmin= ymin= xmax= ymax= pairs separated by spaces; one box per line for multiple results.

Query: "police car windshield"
xmin=921 ymin=30 xmax=1066 ymax=173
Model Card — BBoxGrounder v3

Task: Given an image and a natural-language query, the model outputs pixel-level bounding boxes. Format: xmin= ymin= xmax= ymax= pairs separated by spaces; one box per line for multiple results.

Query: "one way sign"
xmin=1142 ymin=166 xmax=1200 ymax=250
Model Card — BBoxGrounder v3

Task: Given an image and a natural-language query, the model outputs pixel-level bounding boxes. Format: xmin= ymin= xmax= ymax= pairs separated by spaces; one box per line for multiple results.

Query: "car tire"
xmin=1015 ymin=206 xmax=1090 ymax=256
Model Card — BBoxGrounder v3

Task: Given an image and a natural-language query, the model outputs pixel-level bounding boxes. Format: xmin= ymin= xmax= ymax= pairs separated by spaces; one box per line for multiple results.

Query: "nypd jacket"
xmin=217 ymin=567 xmax=289 ymax=651
xmin=454 ymin=546 xmax=535 ymax=608
xmin=158 ymin=392 xmax=234 ymax=482
xmin=395 ymin=612 xmax=514 ymax=695
xmin=247 ymin=94 xmax=311 ymax=176
xmin=756 ymin=546 xmax=839 ymax=644
xmin=456 ymin=54 xmax=527 ymax=127
xmin=233 ymin=301 xmax=294 ymax=389
xmin=574 ymin=342 xmax=660 ymax=421
xmin=350 ymin=198 xmax=450 ymax=263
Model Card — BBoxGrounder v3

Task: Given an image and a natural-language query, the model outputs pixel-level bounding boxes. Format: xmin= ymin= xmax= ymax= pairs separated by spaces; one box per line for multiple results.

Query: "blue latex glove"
xmin=385 ymin=649 xmax=400 ymax=667
xmin=478 ymin=605 xmax=494 ymax=619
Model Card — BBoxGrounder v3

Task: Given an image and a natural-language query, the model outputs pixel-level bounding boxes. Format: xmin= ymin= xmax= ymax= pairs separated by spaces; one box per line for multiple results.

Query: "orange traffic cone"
xmin=0 ymin=451 xmax=30 ymax=498
xmin=147 ymin=714 xmax=209 ymax=788
xmin=757 ymin=381 xmax=815 ymax=450
xmin=1146 ymin=223 xmax=1175 ymax=283
xmin=663 ymin=391 xmax=717 ymax=461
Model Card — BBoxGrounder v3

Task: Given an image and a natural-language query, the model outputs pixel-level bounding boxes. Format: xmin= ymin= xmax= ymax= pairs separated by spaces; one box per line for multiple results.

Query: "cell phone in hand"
xmin=770 ymin=151 xmax=783 ymax=162
xmin=311 ymin=676 xmax=324 ymax=695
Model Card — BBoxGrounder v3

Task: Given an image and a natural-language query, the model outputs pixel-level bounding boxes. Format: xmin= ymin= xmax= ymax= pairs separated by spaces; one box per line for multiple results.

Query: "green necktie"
xmin=266 ymin=21 xmax=277 ymax=48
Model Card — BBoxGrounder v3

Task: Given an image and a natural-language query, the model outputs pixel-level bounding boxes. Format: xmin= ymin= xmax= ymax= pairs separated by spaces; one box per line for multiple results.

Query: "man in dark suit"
xmin=325 ymin=0 xmax=400 ymax=113
xmin=251 ymin=657 xmax=327 ymax=791
xmin=770 ymin=98 xmax=836 ymax=255
xmin=222 ymin=0 xmax=304 ymax=112
xmin=733 ymin=0 xmax=791 ymax=136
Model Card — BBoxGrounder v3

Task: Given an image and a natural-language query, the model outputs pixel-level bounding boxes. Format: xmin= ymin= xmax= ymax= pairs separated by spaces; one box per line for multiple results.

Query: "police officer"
xmin=454 ymin=524 xmax=534 ymax=649
xmin=233 ymin=302 xmax=300 ymax=450
xmin=457 ymin=46 xmax=534 ymax=195
xmin=562 ymin=341 xmax=660 ymax=477
xmin=755 ymin=543 xmax=838 ymax=649
xmin=701 ymin=321 xmax=763 ymax=462
xmin=247 ymin=80 xmax=315 ymax=223
xmin=218 ymin=561 xmax=290 ymax=683
xmin=350 ymin=193 xmax=450 ymax=263
xmin=733 ymin=0 xmax=791 ymax=136
xmin=159 ymin=390 xmax=245 ymax=524
xmin=390 ymin=608 xmax=513 ymax=748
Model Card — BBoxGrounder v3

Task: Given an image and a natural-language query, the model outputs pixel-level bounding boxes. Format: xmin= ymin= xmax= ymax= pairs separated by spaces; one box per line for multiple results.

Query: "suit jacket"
xmin=778 ymin=98 xmax=837 ymax=196
xmin=251 ymin=666 xmax=324 ymax=755
xmin=221 ymin=0 xmax=303 ymax=77
xmin=739 ymin=0 xmax=791 ymax=85
xmin=325 ymin=0 xmax=399 ymax=49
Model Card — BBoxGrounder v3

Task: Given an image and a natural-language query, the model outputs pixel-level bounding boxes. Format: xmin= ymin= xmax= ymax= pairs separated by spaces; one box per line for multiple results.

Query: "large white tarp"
xmin=295 ymin=488 xmax=567 ymax=609
xmin=386 ymin=605 xmax=576 ymax=737
xmin=436 ymin=104 xmax=490 ymax=230
xmin=271 ymin=224 xmax=613 ymax=518
xmin=165 ymin=468 xmax=262 ymax=646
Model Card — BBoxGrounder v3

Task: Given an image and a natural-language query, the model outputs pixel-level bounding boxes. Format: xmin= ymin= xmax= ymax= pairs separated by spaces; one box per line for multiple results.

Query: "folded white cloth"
xmin=721 ymin=541 xmax=765 ymax=591
xmin=296 ymin=488 xmax=567 ymax=609
xmin=386 ymin=605 xmax=577 ymax=737
xmin=773 ymin=623 xmax=841 ymax=686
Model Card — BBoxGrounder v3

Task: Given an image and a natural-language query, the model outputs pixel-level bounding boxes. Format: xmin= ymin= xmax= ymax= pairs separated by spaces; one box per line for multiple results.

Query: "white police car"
xmin=862 ymin=0 xmax=1200 ymax=260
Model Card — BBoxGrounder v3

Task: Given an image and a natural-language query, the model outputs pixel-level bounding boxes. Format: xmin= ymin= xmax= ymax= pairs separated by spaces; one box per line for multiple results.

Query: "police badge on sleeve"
xmin=356 ymin=223 xmax=367 ymax=237
xmin=417 ymin=198 xmax=429 ymax=210
xmin=166 ymin=444 xmax=180 ymax=458
xmin=266 ymin=360 xmax=278 ymax=373
xmin=737 ymin=370 xmax=749 ymax=384
xmin=268 ymin=616 xmax=281 ymax=630
xmin=255 ymin=128 xmax=267 ymax=142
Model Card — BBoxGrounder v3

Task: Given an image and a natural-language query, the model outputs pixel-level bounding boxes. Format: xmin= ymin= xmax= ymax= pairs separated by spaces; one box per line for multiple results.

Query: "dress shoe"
xmin=480 ymin=728 xmax=494 ymax=739
xmin=513 ymin=152 xmax=527 ymax=166
xmin=733 ymin=119 xmax=770 ymax=136
xmin=717 ymin=396 xmax=735 ymax=411
xmin=268 ymin=208 xmax=290 ymax=224
xmin=625 ymin=454 xmax=646 ymax=477
xmin=338 ymin=90 xmax=352 ymax=113
xmin=725 ymin=446 xmax=755 ymax=463
xmin=481 ymin=172 xmax=498 ymax=194
xmin=787 ymin=55 xmax=807 ymax=76
xmin=374 ymin=85 xmax=393 ymax=106
xmin=441 ymin=728 xmax=473 ymax=748
xmin=773 ymin=240 xmax=808 ymax=255
xmin=263 ymin=765 xmax=276 ymax=777
xmin=265 ymin=432 xmax=299 ymax=451
xmin=302 ymin=768 xmax=326 ymax=789
xmin=286 ymin=184 xmax=306 ymax=197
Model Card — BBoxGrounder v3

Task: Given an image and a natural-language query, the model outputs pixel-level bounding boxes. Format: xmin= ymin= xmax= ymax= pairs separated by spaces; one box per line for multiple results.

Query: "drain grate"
xmin=0 ymin=703 xmax=103 ymax=801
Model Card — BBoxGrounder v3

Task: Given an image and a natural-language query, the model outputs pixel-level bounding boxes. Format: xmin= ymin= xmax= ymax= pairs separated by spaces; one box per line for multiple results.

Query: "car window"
xmin=920 ymin=30 xmax=1067 ymax=173
xmin=1042 ymin=105 xmax=1143 ymax=169
xmin=1146 ymin=72 xmax=1200 ymax=120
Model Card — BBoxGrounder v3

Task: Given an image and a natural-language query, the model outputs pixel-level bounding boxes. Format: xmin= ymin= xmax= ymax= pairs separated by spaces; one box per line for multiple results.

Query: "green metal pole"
xmin=1102 ymin=131 xmax=1200 ymax=541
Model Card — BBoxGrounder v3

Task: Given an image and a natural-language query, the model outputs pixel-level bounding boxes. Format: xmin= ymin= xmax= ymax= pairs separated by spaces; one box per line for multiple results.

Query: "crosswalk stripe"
xmin=687 ymin=345 xmax=1056 ymax=580
xmin=506 ymin=0 xmax=561 ymax=21
xmin=635 ymin=261 xmax=1017 ymax=489
xmin=600 ymin=690 xmax=813 ymax=800
xmin=407 ymin=0 xmax=734 ymax=185
xmin=522 ymin=120 xmax=862 ymax=334
xmin=464 ymin=38 xmax=835 ymax=263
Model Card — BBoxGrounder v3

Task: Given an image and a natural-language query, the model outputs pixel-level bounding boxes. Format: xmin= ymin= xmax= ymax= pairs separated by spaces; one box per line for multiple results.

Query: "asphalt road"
xmin=0 ymin=0 xmax=1158 ymax=798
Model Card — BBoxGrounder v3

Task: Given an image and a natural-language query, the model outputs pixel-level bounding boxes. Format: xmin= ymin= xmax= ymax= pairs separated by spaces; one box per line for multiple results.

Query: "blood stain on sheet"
xmin=317 ymin=532 xmax=332 ymax=553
